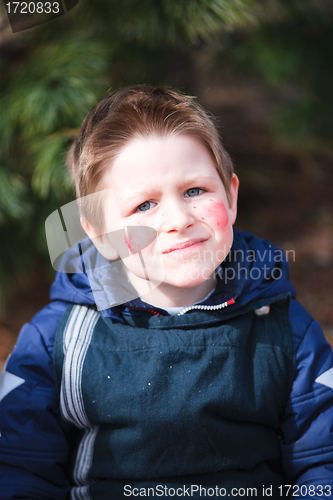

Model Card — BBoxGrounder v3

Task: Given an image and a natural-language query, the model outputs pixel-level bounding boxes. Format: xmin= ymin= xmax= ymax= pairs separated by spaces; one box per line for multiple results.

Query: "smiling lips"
xmin=163 ymin=238 xmax=207 ymax=254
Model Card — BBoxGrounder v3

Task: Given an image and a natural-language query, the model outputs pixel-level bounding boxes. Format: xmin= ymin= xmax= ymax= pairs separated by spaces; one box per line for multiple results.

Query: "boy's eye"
xmin=136 ymin=201 xmax=156 ymax=212
xmin=185 ymin=188 xmax=203 ymax=197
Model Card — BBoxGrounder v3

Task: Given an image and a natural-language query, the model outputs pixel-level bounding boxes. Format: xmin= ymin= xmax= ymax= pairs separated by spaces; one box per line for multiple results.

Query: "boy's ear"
xmin=229 ymin=174 xmax=239 ymax=226
xmin=80 ymin=217 xmax=119 ymax=261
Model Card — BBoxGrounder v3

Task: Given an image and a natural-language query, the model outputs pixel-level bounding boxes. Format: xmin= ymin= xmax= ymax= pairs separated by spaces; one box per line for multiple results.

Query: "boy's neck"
xmin=127 ymin=272 xmax=218 ymax=308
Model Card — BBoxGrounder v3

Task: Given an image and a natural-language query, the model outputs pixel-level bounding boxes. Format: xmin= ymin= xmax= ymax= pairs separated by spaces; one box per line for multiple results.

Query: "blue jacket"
xmin=0 ymin=230 xmax=332 ymax=499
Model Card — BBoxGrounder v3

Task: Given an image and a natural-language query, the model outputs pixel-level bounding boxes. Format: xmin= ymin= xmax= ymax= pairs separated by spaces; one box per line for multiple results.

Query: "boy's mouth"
xmin=163 ymin=238 xmax=207 ymax=254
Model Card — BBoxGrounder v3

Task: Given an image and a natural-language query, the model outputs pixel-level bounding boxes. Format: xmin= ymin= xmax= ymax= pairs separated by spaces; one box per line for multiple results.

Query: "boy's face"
xmin=94 ymin=134 xmax=238 ymax=304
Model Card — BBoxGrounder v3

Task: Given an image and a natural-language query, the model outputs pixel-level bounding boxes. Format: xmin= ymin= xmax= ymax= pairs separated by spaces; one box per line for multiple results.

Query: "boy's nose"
xmin=160 ymin=199 xmax=195 ymax=233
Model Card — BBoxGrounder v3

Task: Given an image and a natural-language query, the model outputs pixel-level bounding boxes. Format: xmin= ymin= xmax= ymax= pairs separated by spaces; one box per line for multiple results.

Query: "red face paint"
xmin=124 ymin=228 xmax=132 ymax=253
xmin=200 ymin=200 xmax=229 ymax=230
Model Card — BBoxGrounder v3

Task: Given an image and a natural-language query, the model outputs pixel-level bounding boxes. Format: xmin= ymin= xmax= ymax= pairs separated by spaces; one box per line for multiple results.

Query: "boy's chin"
xmin=126 ymin=268 xmax=214 ymax=294
xmin=162 ymin=269 xmax=216 ymax=289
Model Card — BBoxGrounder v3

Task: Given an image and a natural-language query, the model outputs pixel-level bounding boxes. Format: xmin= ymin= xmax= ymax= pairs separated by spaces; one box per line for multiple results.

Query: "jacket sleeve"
xmin=0 ymin=301 xmax=71 ymax=500
xmin=280 ymin=299 xmax=333 ymax=496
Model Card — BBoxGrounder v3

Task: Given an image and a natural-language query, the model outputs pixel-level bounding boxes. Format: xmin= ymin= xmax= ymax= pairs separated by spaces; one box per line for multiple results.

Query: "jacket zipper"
xmin=177 ymin=298 xmax=235 ymax=316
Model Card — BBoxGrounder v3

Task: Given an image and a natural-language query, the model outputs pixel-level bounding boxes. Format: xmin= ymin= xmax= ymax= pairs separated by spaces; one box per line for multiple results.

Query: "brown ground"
xmin=0 ymin=81 xmax=332 ymax=371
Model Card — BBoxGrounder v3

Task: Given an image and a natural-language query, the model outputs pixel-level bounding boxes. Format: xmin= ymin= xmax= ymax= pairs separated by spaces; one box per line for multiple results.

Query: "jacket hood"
xmin=49 ymin=229 xmax=296 ymax=318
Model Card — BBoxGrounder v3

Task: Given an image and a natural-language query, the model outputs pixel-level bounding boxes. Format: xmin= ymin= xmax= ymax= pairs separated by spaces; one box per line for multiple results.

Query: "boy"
xmin=0 ymin=85 xmax=332 ymax=499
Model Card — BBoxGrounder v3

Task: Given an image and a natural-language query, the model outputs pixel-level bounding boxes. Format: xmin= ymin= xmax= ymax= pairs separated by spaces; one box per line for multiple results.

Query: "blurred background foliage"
xmin=0 ymin=0 xmax=332 ymax=315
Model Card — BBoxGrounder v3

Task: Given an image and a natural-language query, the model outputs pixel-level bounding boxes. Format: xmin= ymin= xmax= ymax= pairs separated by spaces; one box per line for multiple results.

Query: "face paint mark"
xmin=124 ymin=228 xmax=132 ymax=253
xmin=201 ymin=200 xmax=229 ymax=230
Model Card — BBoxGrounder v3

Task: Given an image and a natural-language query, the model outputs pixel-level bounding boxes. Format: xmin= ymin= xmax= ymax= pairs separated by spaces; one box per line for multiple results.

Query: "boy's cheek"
xmin=123 ymin=245 xmax=165 ymax=275
xmin=122 ymin=226 xmax=157 ymax=255
xmin=200 ymin=200 xmax=229 ymax=231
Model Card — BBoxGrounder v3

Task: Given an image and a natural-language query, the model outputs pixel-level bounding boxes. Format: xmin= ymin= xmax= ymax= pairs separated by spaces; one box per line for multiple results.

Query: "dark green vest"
xmin=54 ymin=294 xmax=295 ymax=499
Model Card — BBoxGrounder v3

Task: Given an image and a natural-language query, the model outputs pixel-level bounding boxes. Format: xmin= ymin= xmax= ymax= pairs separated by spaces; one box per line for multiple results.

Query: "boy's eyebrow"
xmin=180 ymin=175 xmax=217 ymax=186
xmin=120 ymin=176 xmax=218 ymax=209
xmin=129 ymin=176 xmax=217 ymax=198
